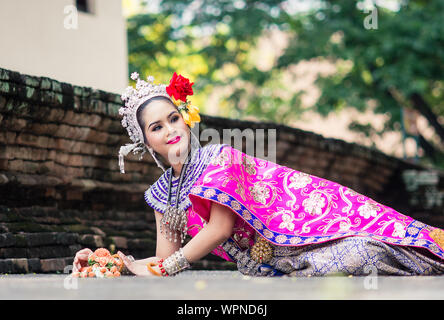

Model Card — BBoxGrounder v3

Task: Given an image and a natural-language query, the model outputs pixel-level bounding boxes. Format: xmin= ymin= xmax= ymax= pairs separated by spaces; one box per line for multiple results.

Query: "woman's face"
xmin=140 ymin=99 xmax=190 ymax=165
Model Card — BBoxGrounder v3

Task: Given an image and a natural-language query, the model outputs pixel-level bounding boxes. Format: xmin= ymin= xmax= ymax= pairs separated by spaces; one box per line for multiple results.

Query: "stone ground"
xmin=1 ymin=271 xmax=444 ymax=299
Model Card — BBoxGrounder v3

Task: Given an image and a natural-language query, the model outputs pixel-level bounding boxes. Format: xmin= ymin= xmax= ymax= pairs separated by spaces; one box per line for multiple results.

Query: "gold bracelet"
xmin=173 ymin=252 xmax=181 ymax=270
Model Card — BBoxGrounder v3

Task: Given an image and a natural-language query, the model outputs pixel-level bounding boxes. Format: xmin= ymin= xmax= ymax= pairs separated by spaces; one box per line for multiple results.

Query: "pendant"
xmin=250 ymin=234 xmax=274 ymax=263
xmin=160 ymin=206 xmax=188 ymax=243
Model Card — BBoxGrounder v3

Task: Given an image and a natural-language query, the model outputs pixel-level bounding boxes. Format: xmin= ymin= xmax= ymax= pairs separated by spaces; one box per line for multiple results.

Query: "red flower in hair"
xmin=166 ymin=72 xmax=194 ymax=102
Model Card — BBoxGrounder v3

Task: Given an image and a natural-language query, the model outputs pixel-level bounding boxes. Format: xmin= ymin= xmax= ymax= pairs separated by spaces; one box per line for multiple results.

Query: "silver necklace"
xmin=159 ymin=150 xmax=192 ymax=243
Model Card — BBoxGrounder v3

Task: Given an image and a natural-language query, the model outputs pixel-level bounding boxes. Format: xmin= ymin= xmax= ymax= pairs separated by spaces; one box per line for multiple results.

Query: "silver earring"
xmin=147 ymin=146 xmax=167 ymax=172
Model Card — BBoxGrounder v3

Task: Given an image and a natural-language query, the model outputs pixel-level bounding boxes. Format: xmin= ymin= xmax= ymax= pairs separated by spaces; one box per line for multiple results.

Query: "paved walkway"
xmin=1 ymin=271 xmax=444 ymax=299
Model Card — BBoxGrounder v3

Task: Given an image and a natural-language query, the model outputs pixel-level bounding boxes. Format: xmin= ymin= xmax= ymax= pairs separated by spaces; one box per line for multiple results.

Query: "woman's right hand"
xmin=117 ymin=251 xmax=163 ymax=276
xmin=73 ymin=248 xmax=93 ymax=272
xmin=130 ymin=256 xmax=163 ymax=265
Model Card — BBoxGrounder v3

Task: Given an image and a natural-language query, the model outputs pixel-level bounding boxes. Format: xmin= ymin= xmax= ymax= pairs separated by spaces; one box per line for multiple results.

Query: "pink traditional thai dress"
xmin=144 ymin=143 xmax=444 ymax=276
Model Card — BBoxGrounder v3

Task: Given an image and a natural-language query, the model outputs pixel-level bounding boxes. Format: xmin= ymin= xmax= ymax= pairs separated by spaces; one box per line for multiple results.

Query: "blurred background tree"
xmin=124 ymin=0 xmax=444 ymax=169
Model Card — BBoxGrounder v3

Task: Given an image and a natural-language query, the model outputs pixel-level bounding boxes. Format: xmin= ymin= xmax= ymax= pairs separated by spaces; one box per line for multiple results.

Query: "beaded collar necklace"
xmin=160 ymin=149 xmax=192 ymax=243
xmin=144 ymin=143 xmax=229 ymax=214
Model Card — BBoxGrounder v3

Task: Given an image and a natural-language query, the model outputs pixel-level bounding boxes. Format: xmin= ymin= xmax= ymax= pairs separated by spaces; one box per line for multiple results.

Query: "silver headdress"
xmin=118 ymin=72 xmax=174 ymax=173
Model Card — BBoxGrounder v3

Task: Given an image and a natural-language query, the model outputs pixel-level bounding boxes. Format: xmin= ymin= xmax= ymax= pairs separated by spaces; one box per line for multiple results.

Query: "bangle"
xmin=163 ymin=248 xmax=190 ymax=276
xmin=173 ymin=254 xmax=181 ymax=271
xmin=146 ymin=259 xmax=169 ymax=277
xmin=146 ymin=262 xmax=161 ymax=276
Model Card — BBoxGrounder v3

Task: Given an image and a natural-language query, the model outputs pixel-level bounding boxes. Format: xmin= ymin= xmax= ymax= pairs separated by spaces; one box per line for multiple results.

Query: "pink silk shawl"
xmin=186 ymin=145 xmax=444 ymax=262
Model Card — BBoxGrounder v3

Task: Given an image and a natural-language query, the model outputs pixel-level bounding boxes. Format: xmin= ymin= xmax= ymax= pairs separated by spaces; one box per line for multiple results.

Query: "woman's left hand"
xmin=117 ymin=251 xmax=162 ymax=276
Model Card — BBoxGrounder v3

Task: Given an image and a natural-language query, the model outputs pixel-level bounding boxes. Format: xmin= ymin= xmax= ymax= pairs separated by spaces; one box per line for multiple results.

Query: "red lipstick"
xmin=167 ymin=135 xmax=181 ymax=144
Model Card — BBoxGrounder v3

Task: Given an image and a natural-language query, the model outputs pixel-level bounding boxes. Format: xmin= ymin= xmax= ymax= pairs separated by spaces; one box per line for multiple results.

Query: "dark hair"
xmin=136 ymin=95 xmax=177 ymax=144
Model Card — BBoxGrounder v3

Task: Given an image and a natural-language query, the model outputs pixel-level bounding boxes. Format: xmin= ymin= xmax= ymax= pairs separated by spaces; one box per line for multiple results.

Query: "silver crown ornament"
xmin=118 ymin=72 xmax=172 ymax=173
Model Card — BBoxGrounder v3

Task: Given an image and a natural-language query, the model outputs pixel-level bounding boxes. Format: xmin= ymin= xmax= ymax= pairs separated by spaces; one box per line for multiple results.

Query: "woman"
xmin=73 ymin=72 xmax=444 ymax=277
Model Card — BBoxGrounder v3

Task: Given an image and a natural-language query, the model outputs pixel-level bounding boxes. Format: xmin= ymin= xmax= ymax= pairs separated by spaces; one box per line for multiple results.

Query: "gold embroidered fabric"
xmin=233 ymin=236 xmax=444 ymax=277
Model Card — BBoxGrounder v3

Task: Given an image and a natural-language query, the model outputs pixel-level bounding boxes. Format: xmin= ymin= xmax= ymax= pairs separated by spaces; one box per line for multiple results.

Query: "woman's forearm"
xmin=181 ymin=202 xmax=236 ymax=263
xmin=182 ymin=223 xmax=229 ymax=263
xmin=154 ymin=210 xmax=181 ymax=259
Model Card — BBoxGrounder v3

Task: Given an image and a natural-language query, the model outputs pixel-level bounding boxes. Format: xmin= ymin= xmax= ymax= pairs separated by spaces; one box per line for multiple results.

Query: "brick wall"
xmin=0 ymin=67 xmax=443 ymax=273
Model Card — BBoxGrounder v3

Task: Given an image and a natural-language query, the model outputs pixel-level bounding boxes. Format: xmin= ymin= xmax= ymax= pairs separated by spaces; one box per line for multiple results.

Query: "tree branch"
xmin=410 ymin=92 xmax=444 ymax=145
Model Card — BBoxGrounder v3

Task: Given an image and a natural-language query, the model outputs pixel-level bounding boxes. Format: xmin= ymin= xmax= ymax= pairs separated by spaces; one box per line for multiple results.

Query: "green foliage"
xmin=127 ymin=0 xmax=444 ymax=167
